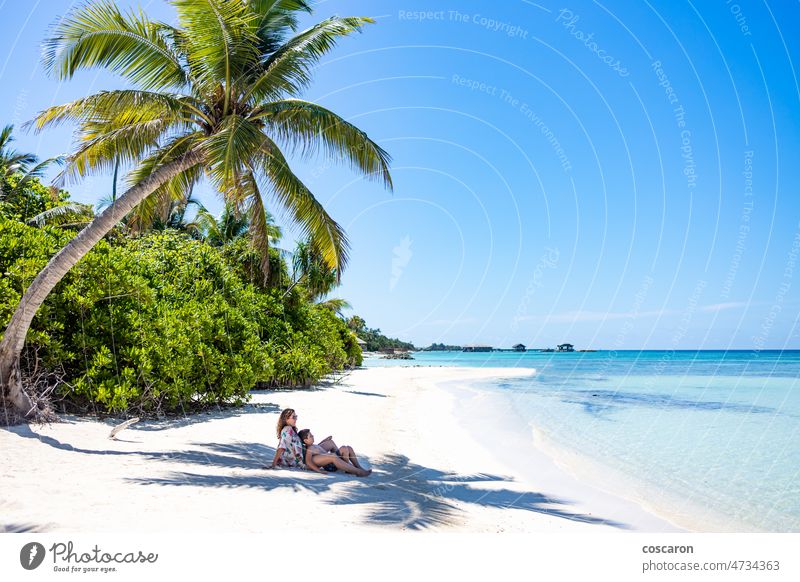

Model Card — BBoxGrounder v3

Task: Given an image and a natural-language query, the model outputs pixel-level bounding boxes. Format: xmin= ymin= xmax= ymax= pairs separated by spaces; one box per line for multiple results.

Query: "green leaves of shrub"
xmin=0 ymin=219 xmax=360 ymax=415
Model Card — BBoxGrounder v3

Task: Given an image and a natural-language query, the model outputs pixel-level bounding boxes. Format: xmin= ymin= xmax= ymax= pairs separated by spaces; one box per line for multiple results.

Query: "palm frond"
xmin=252 ymin=99 xmax=392 ymax=190
xmin=58 ymin=118 xmax=189 ymax=185
xmin=192 ymin=207 xmax=223 ymax=242
xmin=0 ymin=125 xmax=40 ymax=176
xmin=0 ymin=125 xmax=13 ymax=150
xmin=242 ymin=16 xmax=373 ymax=102
xmin=27 ymin=203 xmax=94 ymax=227
xmin=124 ymin=133 xmax=204 ymax=231
xmin=42 ymin=0 xmax=188 ymax=90
xmin=245 ymin=173 xmax=272 ymax=282
xmin=1 ymin=154 xmax=39 ymax=177
xmin=11 ymin=156 xmax=66 ymax=193
xmin=171 ymin=0 xmax=260 ymax=108
xmin=317 ymin=297 xmax=351 ymax=315
xmin=247 ymin=0 xmax=312 ymax=54
xmin=200 ymin=115 xmax=265 ymax=194
xmin=28 ymin=90 xmax=210 ymax=133
xmin=255 ymin=136 xmax=349 ymax=279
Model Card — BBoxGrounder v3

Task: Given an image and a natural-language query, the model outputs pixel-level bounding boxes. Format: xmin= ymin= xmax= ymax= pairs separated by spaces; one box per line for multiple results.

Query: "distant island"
xmin=419 ymin=342 xmax=597 ymax=353
xmin=348 ymin=316 xmax=416 ymax=352
xmin=353 ymin=337 xmax=601 ymax=355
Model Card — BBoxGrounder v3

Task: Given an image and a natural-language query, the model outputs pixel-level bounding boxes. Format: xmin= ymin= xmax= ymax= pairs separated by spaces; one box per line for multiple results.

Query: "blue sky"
xmin=1 ymin=0 xmax=799 ymax=349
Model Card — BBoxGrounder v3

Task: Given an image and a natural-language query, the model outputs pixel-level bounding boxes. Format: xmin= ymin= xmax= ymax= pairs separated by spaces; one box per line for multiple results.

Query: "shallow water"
xmin=365 ymin=350 xmax=800 ymax=531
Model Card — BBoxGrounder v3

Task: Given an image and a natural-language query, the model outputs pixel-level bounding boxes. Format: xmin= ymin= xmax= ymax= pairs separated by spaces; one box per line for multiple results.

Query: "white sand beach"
xmin=0 ymin=366 xmax=687 ymax=533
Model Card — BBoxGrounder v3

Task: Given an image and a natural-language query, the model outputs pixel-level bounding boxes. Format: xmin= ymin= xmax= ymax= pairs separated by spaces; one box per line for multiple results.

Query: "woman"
xmin=298 ymin=429 xmax=371 ymax=477
xmin=268 ymin=408 xmax=304 ymax=469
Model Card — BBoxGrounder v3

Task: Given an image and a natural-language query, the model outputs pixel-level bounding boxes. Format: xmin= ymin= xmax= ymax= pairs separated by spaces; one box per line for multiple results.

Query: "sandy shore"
xmin=0 ymin=366 xmax=686 ymax=533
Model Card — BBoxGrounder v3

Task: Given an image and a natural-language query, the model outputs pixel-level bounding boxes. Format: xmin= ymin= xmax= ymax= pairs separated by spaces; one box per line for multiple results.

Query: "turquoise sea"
xmin=364 ymin=350 xmax=800 ymax=532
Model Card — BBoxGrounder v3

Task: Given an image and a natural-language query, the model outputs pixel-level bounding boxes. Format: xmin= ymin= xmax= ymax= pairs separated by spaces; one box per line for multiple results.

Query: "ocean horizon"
xmin=365 ymin=350 xmax=800 ymax=532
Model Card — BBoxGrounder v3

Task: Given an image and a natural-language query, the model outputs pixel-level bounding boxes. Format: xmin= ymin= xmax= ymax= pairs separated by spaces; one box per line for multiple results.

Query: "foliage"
xmin=422 ymin=343 xmax=463 ymax=351
xmin=0 ymin=215 xmax=361 ymax=415
xmin=2 ymin=0 xmax=396 ymax=419
xmin=345 ymin=315 xmax=415 ymax=352
xmin=33 ymin=0 xmax=392 ymax=283
xmin=0 ymin=172 xmax=70 ymax=223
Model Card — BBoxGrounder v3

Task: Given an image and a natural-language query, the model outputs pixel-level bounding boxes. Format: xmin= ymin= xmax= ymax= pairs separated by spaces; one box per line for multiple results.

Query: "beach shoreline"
xmin=437 ymin=371 xmax=761 ymax=533
xmin=0 ymin=365 xmax=748 ymax=533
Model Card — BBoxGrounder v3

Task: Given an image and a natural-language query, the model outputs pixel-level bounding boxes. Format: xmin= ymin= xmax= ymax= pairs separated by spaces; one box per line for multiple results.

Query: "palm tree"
xmin=193 ymin=202 xmax=281 ymax=246
xmin=96 ymin=185 xmax=205 ymax=233
xmin=0 ymin=125 xmax=38 ymax=180
xmin=0 ymin=124 xmax=63 ymax=201
xmin=27 ymin=202 xmax=95 ymax=228
xmin=0 ymin=0 xmax=392 ymax=421
xmin=317 ymin=297 xmax=351 ymax=317
xmin=283 ymin=238 xmax=339 ymax=300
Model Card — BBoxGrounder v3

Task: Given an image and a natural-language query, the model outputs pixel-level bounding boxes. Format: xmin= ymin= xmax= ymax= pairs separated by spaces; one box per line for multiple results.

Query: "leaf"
xmin=252 ymin=99 xmax=392 ymax=190
xmin=42 ymin=0 xmax=188 ymax=90
xmin=254 ymin=137 xmax=349 ymax=279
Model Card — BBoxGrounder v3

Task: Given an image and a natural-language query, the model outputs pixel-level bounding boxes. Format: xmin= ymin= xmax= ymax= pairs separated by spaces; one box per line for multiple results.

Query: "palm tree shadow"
xmin=330 ymin=453 xmax=631 ymax=530
xmin=5 ymin=427 xmax=632 ymax=530
xmin=342 ymin=390 xmax=387 ymax=398
xmin=122 ymin=443 xmax=631 ymax=530
xmin=0 ymin=522 xmax=48 ymax=533
xmin=5 ymin=426 xmax=276 ymax=470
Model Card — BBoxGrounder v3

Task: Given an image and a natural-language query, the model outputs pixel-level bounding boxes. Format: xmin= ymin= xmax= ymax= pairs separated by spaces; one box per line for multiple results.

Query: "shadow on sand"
xmin=5 ymin=427 xmax=631 ymax=531
xmin=0 ymin=522 xmax=48 ymax=533
xmin=342 ymin=390 xmax=387 ymax=398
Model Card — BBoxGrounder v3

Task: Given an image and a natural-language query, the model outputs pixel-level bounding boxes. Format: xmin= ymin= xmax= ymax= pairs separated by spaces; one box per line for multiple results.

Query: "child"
xmin=298 ymin=428 xmax=371 ymax=477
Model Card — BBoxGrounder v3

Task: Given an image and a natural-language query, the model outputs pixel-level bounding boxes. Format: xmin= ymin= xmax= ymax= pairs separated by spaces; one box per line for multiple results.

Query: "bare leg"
xmin=338 ymin=445 xmax=364 ymax=470
xmin=312 ymin=453 xmax=370 ymax=476
xmin=319 ymin=439 xmax=339 ymax=454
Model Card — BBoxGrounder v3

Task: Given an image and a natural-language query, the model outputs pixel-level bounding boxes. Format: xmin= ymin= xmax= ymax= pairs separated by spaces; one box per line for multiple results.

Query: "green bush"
xmin=0 ymin=173 xmax=70 ymax=223
xmin=0 ymin=219 xmax=360 ymax=415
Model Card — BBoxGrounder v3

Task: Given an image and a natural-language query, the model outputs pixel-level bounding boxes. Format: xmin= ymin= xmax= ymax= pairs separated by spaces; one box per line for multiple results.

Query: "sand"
xmin=0 ymin=366 xmax=686 ymax=533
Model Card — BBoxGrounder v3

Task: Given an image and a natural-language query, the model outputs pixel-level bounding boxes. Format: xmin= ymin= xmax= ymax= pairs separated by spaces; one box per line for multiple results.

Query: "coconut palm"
xmin=0 ymin=124 xmax=63 ymax=200
xmin=0 ymin=0 xmax=392 ymax=421
xmin=193 ymin=202 xmax=282 ymax=246
xmin=27 ymin=202 xmax=95 ymax=228
xmin=284 ymin=238 xmax=339 ymax=301
xmin=317 ymin=297 xmax=351 ymax=317
xmin=96 ymin=186 xmax=205 ymax=233
xmin=0 ymin=125 xmax=38 ymax=180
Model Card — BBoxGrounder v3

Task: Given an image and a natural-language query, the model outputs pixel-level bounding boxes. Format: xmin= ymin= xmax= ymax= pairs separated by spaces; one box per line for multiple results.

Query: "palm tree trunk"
xmin=0 ymin=151 xmax=202 ymax=423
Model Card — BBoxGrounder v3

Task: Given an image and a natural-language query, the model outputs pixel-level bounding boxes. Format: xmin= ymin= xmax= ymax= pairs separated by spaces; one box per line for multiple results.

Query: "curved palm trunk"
xmin=0 ymin=151 xmax=202 ymax=423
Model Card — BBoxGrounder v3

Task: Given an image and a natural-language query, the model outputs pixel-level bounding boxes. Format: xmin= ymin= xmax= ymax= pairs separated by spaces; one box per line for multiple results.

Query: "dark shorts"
xmin=323 ymin=463 xmax=337 ymax=472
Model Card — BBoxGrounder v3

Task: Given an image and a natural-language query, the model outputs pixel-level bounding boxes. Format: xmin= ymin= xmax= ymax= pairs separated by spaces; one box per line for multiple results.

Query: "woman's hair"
xmin=276 ymin=408 xmax=296 ymax=439
xmin=298 ymin=428 xmax=311 ymax=461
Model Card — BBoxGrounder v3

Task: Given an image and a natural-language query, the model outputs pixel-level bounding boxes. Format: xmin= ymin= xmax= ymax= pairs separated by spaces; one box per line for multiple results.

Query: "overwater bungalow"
xmin=512 ymin=343 xmax=526 ymax=352
xmin=557 ymin=343 xmax=575 ymax=352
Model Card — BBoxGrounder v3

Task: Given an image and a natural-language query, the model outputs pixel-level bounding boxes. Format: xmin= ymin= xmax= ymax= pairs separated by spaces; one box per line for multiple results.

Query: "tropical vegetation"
xmin=346 ymin=316 xmax=416 ymax=352
xmin=0 ymin=0 xmax=393 ymax=423
xmin=1 ymin=153 xmax=363 ymax=420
